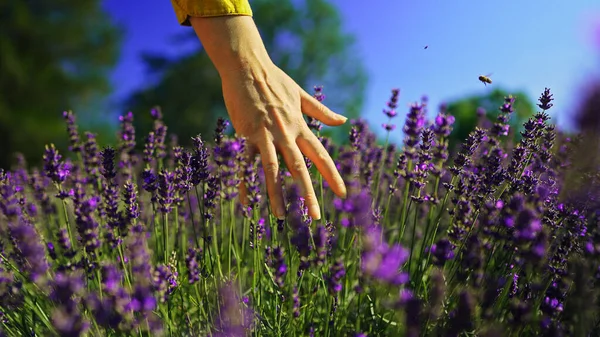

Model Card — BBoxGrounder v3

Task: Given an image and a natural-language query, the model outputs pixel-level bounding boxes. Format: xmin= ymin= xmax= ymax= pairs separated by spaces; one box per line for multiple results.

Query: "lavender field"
xmin=1 ymin=86 xmax=600 ymax=337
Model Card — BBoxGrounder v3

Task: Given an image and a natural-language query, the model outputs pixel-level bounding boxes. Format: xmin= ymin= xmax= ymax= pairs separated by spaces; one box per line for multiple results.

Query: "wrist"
xmin=217 ymin=45 xmax=273 ymax=80
xmin=190 ymin=16 xmax=273 ymax=79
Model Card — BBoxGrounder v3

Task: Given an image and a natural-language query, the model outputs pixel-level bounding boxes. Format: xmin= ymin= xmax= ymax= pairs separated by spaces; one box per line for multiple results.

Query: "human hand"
xmin=221 ymin=61 xmax=348 ymax=220
xmin=189 ymin=15 xmax=347 ymax=220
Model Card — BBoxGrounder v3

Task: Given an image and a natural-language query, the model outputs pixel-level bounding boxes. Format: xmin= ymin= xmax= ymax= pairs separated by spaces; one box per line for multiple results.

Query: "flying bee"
xmin=478 ymin=73 xmax=493 ymax=86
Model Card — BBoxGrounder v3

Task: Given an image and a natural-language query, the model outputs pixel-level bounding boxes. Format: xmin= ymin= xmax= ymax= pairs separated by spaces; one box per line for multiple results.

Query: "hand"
xmin=189 ymin=15 xmax=347 ymax=220
xmin=222 ymin=61 xmax=348 ymax=220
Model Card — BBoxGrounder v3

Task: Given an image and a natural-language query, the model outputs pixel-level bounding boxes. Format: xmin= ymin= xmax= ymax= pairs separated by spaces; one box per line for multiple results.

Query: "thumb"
xmin=300 ymin=89 xmax=347 ymax=126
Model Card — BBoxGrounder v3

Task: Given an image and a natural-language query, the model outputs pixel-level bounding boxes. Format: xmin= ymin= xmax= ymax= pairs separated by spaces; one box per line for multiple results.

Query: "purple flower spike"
xmin=50 ymin=272 xmax=89 ymax=337
xmin=214 ymin=117 xmax=230 ymax=145
xmin=430 ymin=238 xmax=455 ymax=266
xmin=118 ymin=112 xmax=136 ymax=151
xmin=326 ymin=258 xmax=346 ymax=295
xmin=361 ymin=225 xmax=409 ymax=285
xmin=62 ymin=111 xmax=81 ymax=153
xmin=214 ymin=282 xmax=255 ymax=336
xmin=272 ymin=246 xmax=287 ymax=288
xmin=191 ymin=134 xmax=209 ymax=185
xmin=158 ymin=170 xmax=175 ymax=214
xmin=100 ymin=147 xmax=117 ymax=181
xmin=382 ymin=123 xmax=396 ymax=132
xmin=403 ymin=102 xmax=427 ymax=160
xmin=10 ymin=218 xmax=49 ymax=284
xmin=186 ymin=248 xmax=201 ymax=284
xmin=43 ymin=144 xmax=70 ymax=184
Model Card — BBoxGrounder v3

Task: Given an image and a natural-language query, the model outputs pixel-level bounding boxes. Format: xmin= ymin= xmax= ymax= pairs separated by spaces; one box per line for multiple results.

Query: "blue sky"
xmin=103 ymin=0 xmax=600 ymax=142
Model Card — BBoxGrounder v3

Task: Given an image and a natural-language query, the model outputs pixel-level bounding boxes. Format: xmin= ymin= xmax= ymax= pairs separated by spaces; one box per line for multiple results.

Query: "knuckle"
xmin=289 ymin=161 xmax=307 ymax=174
xmin=262 ymin=161 xmax=279 ymax=176
xmin=314 ymin=149 xmax=330 ymax=164
xmin=303 ymin=191 xmax=318 ymax=204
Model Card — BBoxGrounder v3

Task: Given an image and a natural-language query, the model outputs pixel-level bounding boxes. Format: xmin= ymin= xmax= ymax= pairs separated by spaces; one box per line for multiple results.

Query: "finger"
xmin=258 ymin=142 xmax=286 ymax=219
xmin=297 ymin=131 xmax=347 ymax=199
xmin=279 ymin=141 xmax=321 ymax=220
xmin=238 ymin=146 xmax=258 ymax=208
xmin=300 ymin=89 xmax=347 ymax=126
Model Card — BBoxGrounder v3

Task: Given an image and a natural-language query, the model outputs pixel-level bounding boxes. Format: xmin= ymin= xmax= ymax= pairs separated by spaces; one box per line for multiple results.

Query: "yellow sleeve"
xmin=171 ymin=0 xmax=253 ymax=26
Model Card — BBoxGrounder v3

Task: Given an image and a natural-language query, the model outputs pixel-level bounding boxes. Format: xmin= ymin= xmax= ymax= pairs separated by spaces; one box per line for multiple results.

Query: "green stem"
xmin=211 ymin=218 xmax=223 ymax=279
xmin=59 ymin=197 xmax=74 ymax=247
xmin=163 ymin=213 xmax=169 ymax=264
xmin=187 ymin=192 xmax=201 ymax=248
xmin=398 ymin=160 xmax=414 ymax=241
xmin=373 ymin=131 xmax=391 ymax=206
xmin=408 ymin=193 xmax=420 ymax=277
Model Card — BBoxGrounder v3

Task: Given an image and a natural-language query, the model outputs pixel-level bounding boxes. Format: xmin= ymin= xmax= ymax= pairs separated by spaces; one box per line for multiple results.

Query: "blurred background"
xmin=1 ymin=0 xmax=600 ymax=169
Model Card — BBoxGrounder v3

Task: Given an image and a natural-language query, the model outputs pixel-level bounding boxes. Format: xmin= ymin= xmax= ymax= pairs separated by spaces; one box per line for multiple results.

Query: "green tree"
xmin=0 ymin=1 xmax=121 ymax=168
xmin=445 ymin=88 xmax=536 ymax=153
xmin=125 ymin=0 xmax=367 ymax=147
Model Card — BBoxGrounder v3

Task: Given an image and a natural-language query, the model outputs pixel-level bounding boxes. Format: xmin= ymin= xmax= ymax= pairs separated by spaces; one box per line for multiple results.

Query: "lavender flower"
xmin=118 ymin=112 xmax=136 ymax=152
xmin=214 ymin=118 xmax=229 ymax=145
xmin=122 ymin=181 xmax=140 ymax=226
xmin=143 ymin=131 xmax=155 ymax=164
xmin=186 ymin=248 xmax=200 ymax=284
xmin=307 ymin=86 xmax=325 ymax=131
xmin=100 ymin=147 xmax=117 ymax=181
xmin=157 ymin=170 xmax=175 ymax=214
xmin=43 ymin=144 xmax=71 ymax=184
xmin=292 ymin=286 xmax=300 ymax=318
xmin=269 ymin=246 xmax=287 ymax=288
xmin=403 ymin=101 xmax=427 ymax=160
xmin=361 ymin=226 xmax=409 ymax=285
xmin=326 ymin=258 xmax=346 ymax=295
xmin=287 ymin=185 xmax=312 ymax=270
xmin=73 ymin=183 xmax=101 ymax=253
xmin=50 ymin=272 xmax=89 ymax=337
xmin=62 ymin=111 xmax=81 ymax=153
xmin=126 ymin=230 xmax=161 ymax=332
xmin=430 ymin=238 xmax=455 ymax=266
xmin=538 ymin=87 xmax=554 ymax=111
xmin=153 ymin=263 xmax=178 ymax=303
xmin=191 ymin=135 xmax=209 ymax=185
xmin=381 ymin=88 xmax=401 ymax=131
xmin=151 ymin=108 xmax=168 ymax=160
xmin=214 ymin=138 xmax=245 ymax=200
xmin=118 ymin=112 xmax=137 ymax=180
xmin=242 ymin=156 xmax=261 ymax=208
xmin=0 ymin=177 xmax=21 ymax=219
xmin=203 ymin=176 xmax=219 ymax=220
xmin=80 ymin=133 xmax=100 ymax=184
xmin=173 ymin=147 xmax=193 ymax=205
xmin=384 ymin=88 xmax=400 ymax=118
xmin=447 ymin=290 xmax=474 ymax=336
xmin=86 ymin=265 xmax=130 ymax=330
xmin=9 ymin=218 xmax=48 ymax=284
xmin=313 ymin=225 xmax=327 ymax=267
xmin=213 ymin=282 xmax=254 ymax=336
xmin=334 ymin=188 xmax=372 ymax=228
xmin=141 ymin=167 xmax=158 ymax=198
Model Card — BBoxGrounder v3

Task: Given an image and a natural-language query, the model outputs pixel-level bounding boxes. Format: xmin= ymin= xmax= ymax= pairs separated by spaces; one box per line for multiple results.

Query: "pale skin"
xmin=189 ymin=15 xmax=348 ymax=220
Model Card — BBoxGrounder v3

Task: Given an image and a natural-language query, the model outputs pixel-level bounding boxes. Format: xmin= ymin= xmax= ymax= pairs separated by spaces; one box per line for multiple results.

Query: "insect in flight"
xmin=478 ymin=73 xmax=493 ymax=86
xmin=424 ymin=45 xmax=428 ymax=49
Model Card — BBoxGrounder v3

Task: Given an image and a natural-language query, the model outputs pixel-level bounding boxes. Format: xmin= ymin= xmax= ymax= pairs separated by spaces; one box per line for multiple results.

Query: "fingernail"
xmin=277 ymin=206 xmax=286 ymax=220
xmin=310 ymin=205 xmax=321 ymax=220
xmin=340 ymin=116 xmax=348 ymax=123
xmin=339 ymin=183 xmax=348 ymax=199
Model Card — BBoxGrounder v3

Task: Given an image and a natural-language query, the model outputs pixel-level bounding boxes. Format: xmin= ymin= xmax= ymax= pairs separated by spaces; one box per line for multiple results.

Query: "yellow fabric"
xmin=171 ymin=0 xmax=253 ymax=26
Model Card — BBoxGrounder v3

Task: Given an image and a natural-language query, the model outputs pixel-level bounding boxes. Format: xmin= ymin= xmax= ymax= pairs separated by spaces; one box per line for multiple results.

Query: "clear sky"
xmin=103 ymin=0 xmax=600 ymax=143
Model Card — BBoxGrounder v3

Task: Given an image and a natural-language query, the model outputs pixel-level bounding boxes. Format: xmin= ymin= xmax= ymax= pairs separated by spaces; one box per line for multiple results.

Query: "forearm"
xmin=190 ymin=16 xmax=273 ymax=79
